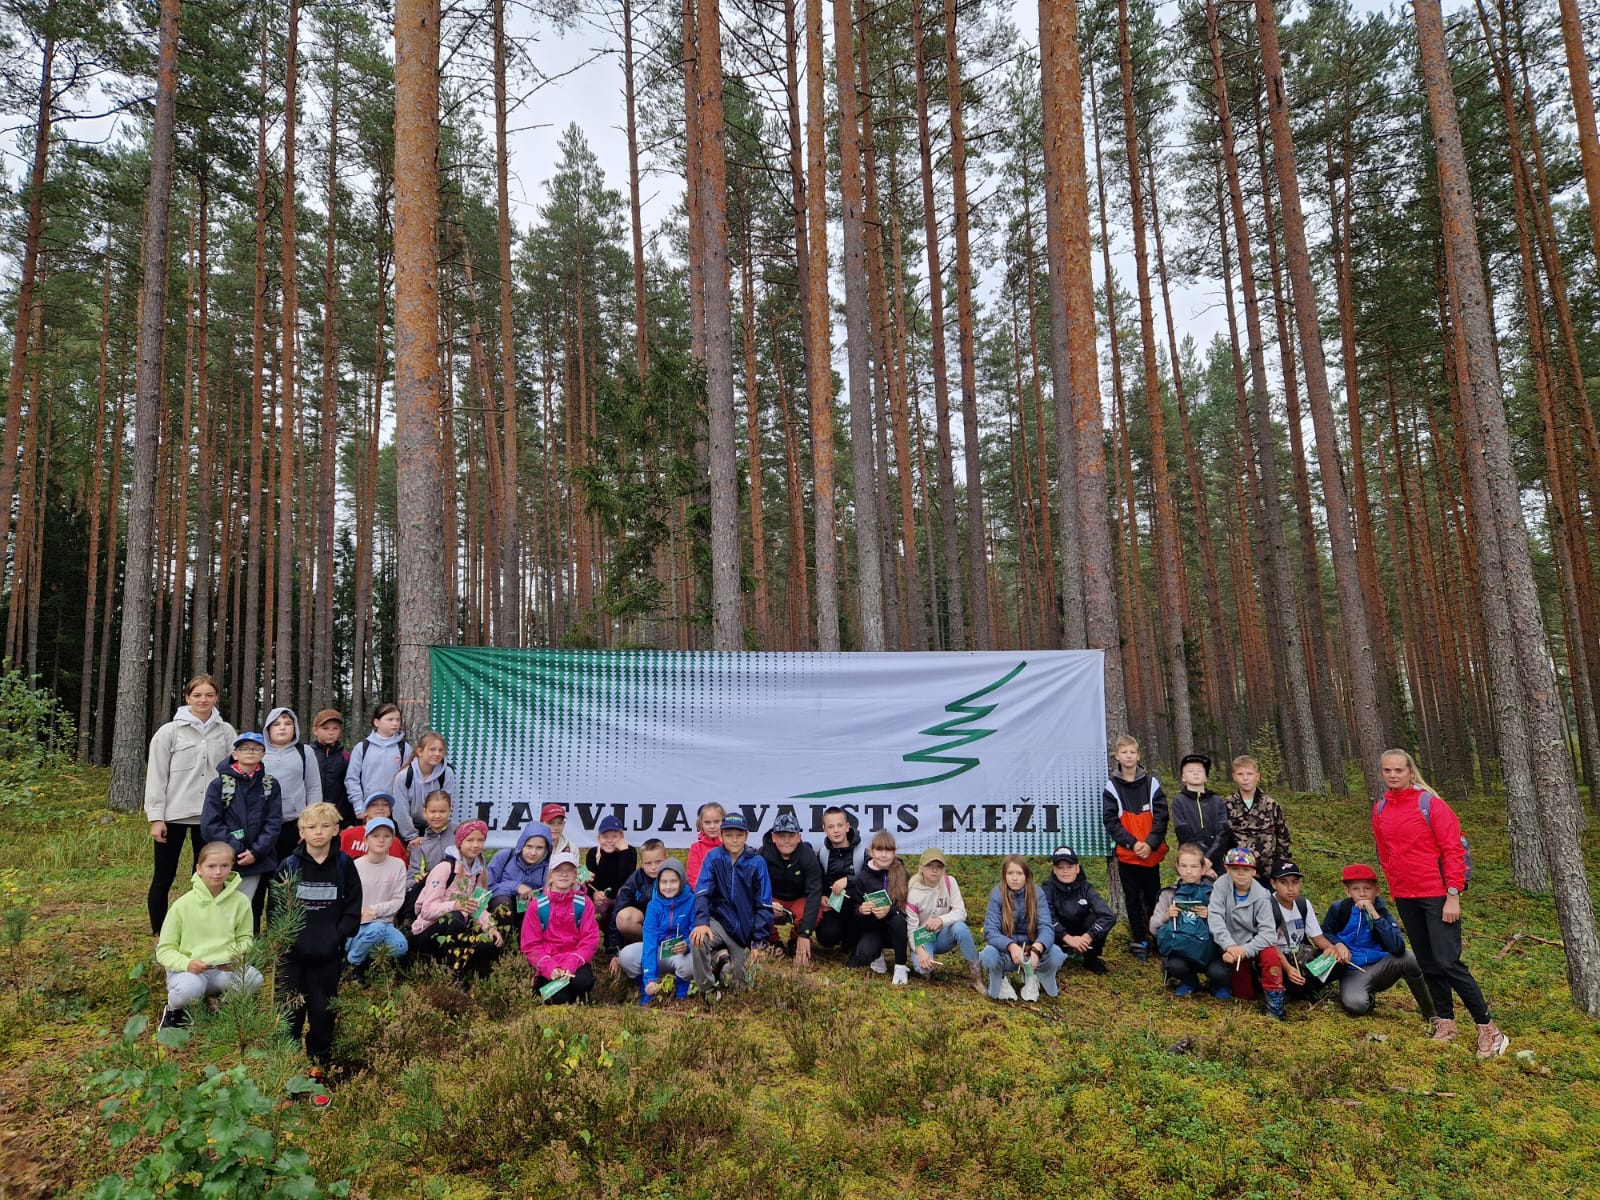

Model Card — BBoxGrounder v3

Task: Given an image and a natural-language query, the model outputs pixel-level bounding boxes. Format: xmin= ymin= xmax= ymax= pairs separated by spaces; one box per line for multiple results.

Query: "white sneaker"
xmin=869 ymin=954 xmax=888 ymax=975
xmin=891 ymin=964 xmax=909 ymax=986
xmin=1020 ymin=975 xmax=1040 ymax=1002
xmin=997 ymin=978 xmax=1018 ymax=1001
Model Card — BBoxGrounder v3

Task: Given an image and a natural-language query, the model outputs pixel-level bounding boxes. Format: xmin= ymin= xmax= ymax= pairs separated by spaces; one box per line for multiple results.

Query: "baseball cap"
xmin=1341 ymin=863 xmax=1378 ymax=883
xmin=918 ymin=847 xmax=947 ymax=869
xmin=540 ymin=803 xmax=567 ymax=823
xmin=312 ymin=709 xmax=343 ymax=728
xmin=550 ymin=851 xmax=580 ymax=871
xmin=720 ymin=812 xmax=749 ymax=832
xmin=1180 ymin=753 xmax=1212 ymax=772
xmin=771 ymin=812 xmax=803 ymax=835
xmin=364 ymin=817 xmax=397 ymax=836
xmin=1224 ymin=847 xmax=1257 ymax=869
xmin=233 ymin=731 xmax=265 ymax=748
xmin=1051 ymin=846 xmax=1080 ymax=865
xmin=597 ymin=814 xmax=624 ymax=835
xmin=1272 ymin=860 xmax=1303 ymax=879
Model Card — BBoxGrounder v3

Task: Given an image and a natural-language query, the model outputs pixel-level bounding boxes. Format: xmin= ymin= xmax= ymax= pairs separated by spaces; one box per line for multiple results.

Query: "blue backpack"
xmin=1374 ymin=791 xmax=1472 ymax=891
xmin=1155 ymin=882 xmax=1216 ymax=965
xmin=533 ymin=892 xmax=587 ymax=930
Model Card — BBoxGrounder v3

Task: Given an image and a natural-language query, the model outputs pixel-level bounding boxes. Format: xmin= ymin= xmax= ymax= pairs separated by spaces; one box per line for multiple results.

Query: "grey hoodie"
xmin=1206 ymin=875 xmax=1277 ymax=957
xmin=261 ymin=707 xmax=322 ymax=823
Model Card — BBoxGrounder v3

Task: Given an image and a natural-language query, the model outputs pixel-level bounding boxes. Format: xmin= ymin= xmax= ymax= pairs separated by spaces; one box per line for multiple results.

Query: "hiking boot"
xmin=1264 ymin=989 xmax=1286 ymax=1021
xmin=968 ymin=961 xmax=986 ymax=995
xmin=1475 ymin=1022 xmax=1509 ymax=1058
xmin=997 ymin=978 xmax=1018 ymax=1002
xmin=869 ymin=954 xmax=888 ymax=975
xmin=1130 ymin=941 xmax=1150 ymax=963
xmin=1430 ymin=1017 xmax=1459 ymax=1043
xmin=891 ymin=964 xmax=909 ymax=986
xmin=1020 ymin=975 xmax=1041 ymax=1003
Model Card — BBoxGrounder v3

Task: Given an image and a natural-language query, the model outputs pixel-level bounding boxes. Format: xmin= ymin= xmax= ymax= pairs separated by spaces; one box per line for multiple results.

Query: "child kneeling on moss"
xmin=156 ymin=841 xmax=263 ymax=1029
xmin=521 ymin=851 xmax=600 ymax=1005
xmin=618 ymin=857 xmax=695 ymax=1004
xmin=1206 ymin=847 xmax=1287 ymax=1019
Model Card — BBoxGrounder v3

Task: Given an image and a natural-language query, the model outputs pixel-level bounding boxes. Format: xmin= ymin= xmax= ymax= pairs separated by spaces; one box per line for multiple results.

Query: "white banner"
xmin=431 ymin=648 xmax=1108 ymax=856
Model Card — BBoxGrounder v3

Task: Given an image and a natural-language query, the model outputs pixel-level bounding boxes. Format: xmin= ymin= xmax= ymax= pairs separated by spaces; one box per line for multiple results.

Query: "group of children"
xmin=153 ymin=710 xmax=1512 ymax=1074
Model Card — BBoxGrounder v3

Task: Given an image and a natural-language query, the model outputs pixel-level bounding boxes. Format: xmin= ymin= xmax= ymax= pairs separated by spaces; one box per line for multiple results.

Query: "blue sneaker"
xmin=638 ymin=981 xmax=653 ymax=1007
xmin=1173 ymin=982 xmax=1197 ymax=997
xmin=1212 ymin=986 xmax=1233 ymax=1001
xmin=675 ymin=977 xmax=691 ymax=1000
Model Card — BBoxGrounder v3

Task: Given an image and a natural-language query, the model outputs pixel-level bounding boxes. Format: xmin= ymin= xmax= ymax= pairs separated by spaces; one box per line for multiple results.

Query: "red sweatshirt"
xmin=685 ymin=831 xmax=721 ymax=889
xmin=1372 ymin=785 xmax=1466 ymax=898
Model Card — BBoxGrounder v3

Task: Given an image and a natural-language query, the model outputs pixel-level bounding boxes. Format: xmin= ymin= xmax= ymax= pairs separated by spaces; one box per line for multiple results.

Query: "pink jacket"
xmin=686 ymin=831 xmax=721 ymax=889
xmin=520 ymin=886 xmax=600 ymax=978
xmin=411 ymin=852 xmax=494 ymax=934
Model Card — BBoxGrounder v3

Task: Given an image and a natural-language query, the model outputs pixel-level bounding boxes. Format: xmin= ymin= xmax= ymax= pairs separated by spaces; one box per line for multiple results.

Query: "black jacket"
xmin=760 ymin=834 xmax=823 ymax=935
xmin=816 ymin=824 xmax=866 ymax=894
xmin=276 ymin=844 xmax=363 ymax=963
xmin=1169 ymin=788 xmax=1229 ymax=866
xmin=1042 ymin=873 xmax=1115 ymax=942
xmin=311 ymin=742 xmax=355 ymax=827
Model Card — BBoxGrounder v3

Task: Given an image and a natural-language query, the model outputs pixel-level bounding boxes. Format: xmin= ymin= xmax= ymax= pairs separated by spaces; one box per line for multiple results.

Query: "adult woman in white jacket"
xmin=144 ymin=675 xmax=237 ymax=934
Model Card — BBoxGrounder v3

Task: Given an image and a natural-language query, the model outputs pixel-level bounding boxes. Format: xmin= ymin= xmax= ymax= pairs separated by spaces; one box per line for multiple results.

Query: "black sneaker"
xmin=158 ymin=1008 xmax=189 ymax=1030
xmin=1130 ymin=941 xmax=1150 ymax=963
xmin=712 ymin=949 xmax=731 ymax=987
xmin=1084 ymin=958 xmax=1109 ymax=976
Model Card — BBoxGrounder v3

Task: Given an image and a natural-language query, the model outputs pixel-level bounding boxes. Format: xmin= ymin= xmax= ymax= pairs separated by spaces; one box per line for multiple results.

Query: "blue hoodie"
xmin=693 ymin=845 xmax=773 ymax=948
xmin=487 ymin=822 xmax=552 ymax=899
xmin=640 ymin=859 xmax=695 ymax=987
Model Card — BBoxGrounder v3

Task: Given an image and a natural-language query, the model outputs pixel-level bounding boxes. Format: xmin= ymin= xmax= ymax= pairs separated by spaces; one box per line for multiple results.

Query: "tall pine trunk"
xmin=1415 ymin=0 xmax=1600 ymax=1015
xmin=393 ymin=0 xmax=449 ymax=732
xmin=108 ymin=0 xmax=182 ymax=811
xmin=803 ymin=0 xmax=839 ymax=650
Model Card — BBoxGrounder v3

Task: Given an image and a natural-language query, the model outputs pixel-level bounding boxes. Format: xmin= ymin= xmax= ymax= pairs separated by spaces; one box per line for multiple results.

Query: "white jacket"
xmin=143 ymin=707 xmax=238 ymax=824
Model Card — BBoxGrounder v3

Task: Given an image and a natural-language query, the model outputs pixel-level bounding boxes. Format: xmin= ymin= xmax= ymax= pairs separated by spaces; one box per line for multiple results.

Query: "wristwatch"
xmin=1446 ymin=887 xmax=1460 ymax=897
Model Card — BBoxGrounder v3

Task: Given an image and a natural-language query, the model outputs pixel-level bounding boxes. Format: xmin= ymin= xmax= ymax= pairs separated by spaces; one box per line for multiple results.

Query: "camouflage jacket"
xmin=1224 ymin=790 xmax=1291 ymax=868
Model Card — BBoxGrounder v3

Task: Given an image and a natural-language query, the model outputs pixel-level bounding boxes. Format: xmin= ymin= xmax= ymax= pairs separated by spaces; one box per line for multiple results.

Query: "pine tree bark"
xmin=1205 ymin=0 xmax=1323 ymax=789
xmin=190 ymin=173 xmax=214 ymax=680
xmin=911 ymin=0 xmax=967 ymax=651
xmin=832 ymin=0 xmax=885 ymax=649
xmin=943 ymin=0 xmax=990 ymax=649
xmin=242 ymin=18 xmax=269 ymax=718
xmin=1116 ymin=0 xmax=1190 ymax=752
xmin=803 ymin=0 xmax=840 ymax=650
xmin=1415 ymin=0 xmax=1600 ymax=1014
xmin=0 ymin=2 xmax=54 ymax=583
xmin=275 ymin=0 xmax=300 ymax=702
xmin=1555 ymin=0 xmax=1600 ymax=276
xmin=314 ymin=15 xmax=341 ymax=704
xmin=108 ymin=0 xmax=182 ymax=812
xmin=493 ymin=0 xmax=521 ymax=646
xmin=1253 ymin=0 xmax=1383 ymax=796
xmin=79 ymin=236 xmax=113 ymax=761
xmin=690 ymin=0 xmax=742 ymax=651
xmin=1040 ymin=0 xmax=1126 ymax=732
xmin=394 ymin=0 xmax=449 ymax=732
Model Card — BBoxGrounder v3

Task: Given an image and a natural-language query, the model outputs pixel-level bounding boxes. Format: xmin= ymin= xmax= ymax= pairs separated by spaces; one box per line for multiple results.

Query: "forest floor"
xmin=0 ymin=766 xmax=1597 ymax=1199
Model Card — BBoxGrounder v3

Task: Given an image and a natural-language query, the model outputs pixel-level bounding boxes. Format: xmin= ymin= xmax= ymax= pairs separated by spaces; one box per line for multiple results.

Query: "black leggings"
xmin=1117 ymin=861 xmax=1162 ymax=946
xmin=848 ymin=912 xmax=907 ymax=968
xmin=413 ymin=913 xmax=502 ymax=984
xmin=148 ymin=823 xmax=205 ymax=935
xmin=815 ymin=907 xmax=853 ymax=952
xmin=536 ymin=963 xmax=595 ymax=1005
xmin=1394 ymin=896 xmax=1491 ymax=1024
xmin=1164 ymin=951 xmax=1231 ymax=991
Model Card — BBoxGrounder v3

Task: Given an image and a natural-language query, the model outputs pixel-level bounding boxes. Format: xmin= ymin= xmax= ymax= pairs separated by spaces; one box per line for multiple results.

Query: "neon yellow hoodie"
xmin=155 ymin=871 xmax=253 ymax=973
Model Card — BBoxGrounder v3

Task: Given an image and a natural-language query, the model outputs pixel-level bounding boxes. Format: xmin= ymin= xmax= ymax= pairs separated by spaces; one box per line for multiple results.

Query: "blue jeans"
xmin=980 ymin=943 xmax=1067 ymax=998
xmin=347 ymin=921 xmax=410 ymax=965
xmin=912 ymin=920 xmax=978 ymax=974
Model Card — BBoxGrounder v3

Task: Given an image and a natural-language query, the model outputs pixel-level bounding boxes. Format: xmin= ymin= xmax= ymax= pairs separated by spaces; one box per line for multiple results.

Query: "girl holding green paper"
xmin=411 ymin=820 xmax=503 ymax=982
xmin=848 ymin=831 xmax=911 ymax=983
xmin=521 ymin=851 xmax=600 ymax=1004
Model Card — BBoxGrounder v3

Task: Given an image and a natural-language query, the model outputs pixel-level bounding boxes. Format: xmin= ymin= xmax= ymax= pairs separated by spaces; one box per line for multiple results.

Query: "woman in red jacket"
xmin=1372 ymin=749 xmax=1508 ymax=1057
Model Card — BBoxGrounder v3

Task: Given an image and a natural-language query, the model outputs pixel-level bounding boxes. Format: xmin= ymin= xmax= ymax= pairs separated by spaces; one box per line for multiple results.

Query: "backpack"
xmin=1154 ymin=887 xmax=1216 ymax=965
xmin=219 ymin=773 xmax=276 ymax=827
xmin=533 ymin=892 xmax=587 ymax=931
xmin=1374 ymin=791 xmax=1472 ymax=891
xmin=1268 ymin=896 xmax=1312 ymax=957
